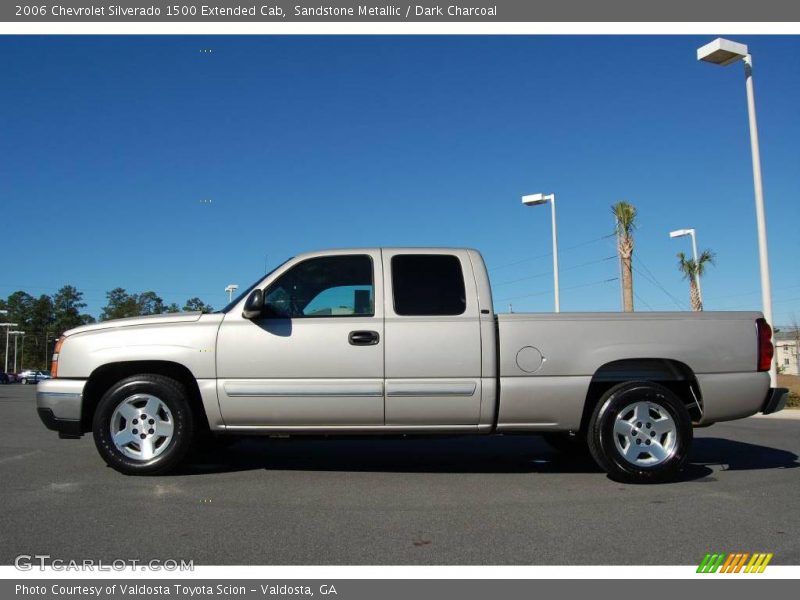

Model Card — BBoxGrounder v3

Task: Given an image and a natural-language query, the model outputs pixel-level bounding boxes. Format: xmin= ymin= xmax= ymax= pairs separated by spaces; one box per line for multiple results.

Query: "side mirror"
xmin=242 ymin=289 xmax=264 ymax=320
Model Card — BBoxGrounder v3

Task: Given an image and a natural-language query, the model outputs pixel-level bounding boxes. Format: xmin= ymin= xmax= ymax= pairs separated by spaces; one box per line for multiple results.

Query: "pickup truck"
xmin=36 ymin=248 xmax=787 ymax=482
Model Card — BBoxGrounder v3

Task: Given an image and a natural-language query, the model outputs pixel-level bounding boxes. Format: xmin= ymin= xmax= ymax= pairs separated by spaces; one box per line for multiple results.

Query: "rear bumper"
xmin=762 ymin=387 xmax=788 ymax=415
xmin=36 ymin=379 xmax=87 ymax=438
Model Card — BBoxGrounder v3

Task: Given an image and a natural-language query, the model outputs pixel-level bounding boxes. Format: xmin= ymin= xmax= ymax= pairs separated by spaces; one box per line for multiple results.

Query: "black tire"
xmin=587 ymin=381 xmax=692 ymax=484
xmin=542 ymin=432 xmax=590 ymax=457
xmin=92 ymin=374 xmax=195 ymax=475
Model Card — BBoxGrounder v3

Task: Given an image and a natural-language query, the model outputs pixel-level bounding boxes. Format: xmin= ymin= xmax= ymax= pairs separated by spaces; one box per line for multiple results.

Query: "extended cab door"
xmin=382 ymin=250 xmax=483 ymax=426
xmin=216 ymin=250 xmax=384 ymax=428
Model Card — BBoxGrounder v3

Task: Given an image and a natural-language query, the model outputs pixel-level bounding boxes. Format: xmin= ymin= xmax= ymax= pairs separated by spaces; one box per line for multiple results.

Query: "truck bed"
xmin=495 ymin=311 xmax=769 ymax=429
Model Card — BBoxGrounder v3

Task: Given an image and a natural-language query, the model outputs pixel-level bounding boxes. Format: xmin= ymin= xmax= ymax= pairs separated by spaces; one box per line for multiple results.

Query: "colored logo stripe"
xmin=697 ymin=553 xmax=725 ymax=573
xmin=697 ymin=552 xmax=772 ymax=573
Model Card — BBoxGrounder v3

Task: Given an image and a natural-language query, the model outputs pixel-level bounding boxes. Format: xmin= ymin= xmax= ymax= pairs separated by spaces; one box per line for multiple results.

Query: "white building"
xmin=775 ymin=331 xmax=799 ymax=376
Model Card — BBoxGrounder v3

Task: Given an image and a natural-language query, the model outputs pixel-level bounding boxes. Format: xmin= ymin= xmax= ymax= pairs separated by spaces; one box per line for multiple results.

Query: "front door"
xmin=216 ymin=251 xmax=384 ymax=428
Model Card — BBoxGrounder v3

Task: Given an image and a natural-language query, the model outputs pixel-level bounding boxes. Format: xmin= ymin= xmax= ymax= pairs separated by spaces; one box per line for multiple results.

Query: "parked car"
xmin=19 ymin=370 xmax=51 ymax=384
xmin=36 ymin=247 xmax=787 ymax=481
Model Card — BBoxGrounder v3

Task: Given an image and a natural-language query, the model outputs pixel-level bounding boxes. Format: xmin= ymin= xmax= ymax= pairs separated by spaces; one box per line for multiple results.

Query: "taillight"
xmin=51 ymin=337 xmax=65 ymax=378
xmin=756 ymin=318 xmax=773 ymax=372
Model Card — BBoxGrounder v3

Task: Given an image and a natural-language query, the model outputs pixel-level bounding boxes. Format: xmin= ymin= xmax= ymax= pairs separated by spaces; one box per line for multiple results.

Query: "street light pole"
xmin=550 ymin=195 xmax=560 ymax=313
xmin=521 ymin=193 xmax=560 ymax=312
xmin=225 ymin=284 xmax=239 ymax=303
xmin=2 ymin=323 xmax=19 ymax=373
xmin=743 ymin=53 xmax=775 ymax=381
xmin=10 ymin=331 xmax=24 ymax=372
xmin=698 ymin=38 xmax=776 ymax=385
xmin=44 ymin=331 xmax=53 ymax=368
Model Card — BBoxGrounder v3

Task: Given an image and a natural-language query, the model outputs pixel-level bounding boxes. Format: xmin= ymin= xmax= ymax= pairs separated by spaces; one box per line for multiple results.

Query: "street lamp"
xmin=1 ymin=323 xmax=19 ymax=373
xmin=225 ymin=284 xmax=239 ymax=303
xmin=521 ymin=193 xmax=560 ymax=312
xmin=9 ymin=331 xmax=24 ymax=372
xmin=698 ymin=37 xmax=776 ymax=385
xmin=44 ymin=331 xmax=54 ymax=367
xmin=669 ymin=228 xmax=702 ymax=305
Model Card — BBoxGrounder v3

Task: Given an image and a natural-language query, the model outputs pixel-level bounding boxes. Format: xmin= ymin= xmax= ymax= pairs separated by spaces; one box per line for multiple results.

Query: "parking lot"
xmin=1 ymin=384 xmax=798 ymax=565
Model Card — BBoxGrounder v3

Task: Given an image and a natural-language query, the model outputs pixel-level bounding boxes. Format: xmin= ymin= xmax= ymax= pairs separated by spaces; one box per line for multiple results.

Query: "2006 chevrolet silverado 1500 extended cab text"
xmin=36 ymin=248 xmax=788 ymax=482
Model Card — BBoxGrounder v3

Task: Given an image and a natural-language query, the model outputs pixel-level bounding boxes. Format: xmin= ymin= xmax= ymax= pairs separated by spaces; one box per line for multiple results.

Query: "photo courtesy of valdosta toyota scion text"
xmin=1 ymin=2 xmax=799 ymax=587
xmin=15 ymin=584 xmax=332 ymax=595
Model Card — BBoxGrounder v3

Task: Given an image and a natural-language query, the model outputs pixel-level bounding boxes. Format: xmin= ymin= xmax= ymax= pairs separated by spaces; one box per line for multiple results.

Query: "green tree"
xmin=27 ymin=295 xmax=55 ymax=369
xmin=2 ymin=287 xmax=95 ymax=370
xmin=5 ymin=291 xmax=35 ymax=330
xmin=677 ymin=250 xmax=715 ymax=312
xmin=612 ymin=201 xmax=637 ymax=312
xmin=183 ymin=297 xmax=213 ymax=313
xmin=101 ymin=289 xmax=172 ymax=320
xmin=100 ymin=288 xmax=140 ymax=321
xmin=52 ymin=285 xmax=93 ymax=335
xmin=2 ymin=292 xmax=54 ymax=370
xmin=138 ymin=291 xmax=165 ymax=315
xmin=164 ymin=303 xmax=181 ymax=313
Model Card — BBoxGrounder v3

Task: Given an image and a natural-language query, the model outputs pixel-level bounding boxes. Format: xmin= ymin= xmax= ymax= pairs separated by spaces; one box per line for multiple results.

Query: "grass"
xmin=777 ymin=374 xmax=800 ymax=408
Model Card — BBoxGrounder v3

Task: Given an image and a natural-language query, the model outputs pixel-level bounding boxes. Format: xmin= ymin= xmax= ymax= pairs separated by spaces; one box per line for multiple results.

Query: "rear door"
xmin=382 ymin=250 xmax=482 ymax=426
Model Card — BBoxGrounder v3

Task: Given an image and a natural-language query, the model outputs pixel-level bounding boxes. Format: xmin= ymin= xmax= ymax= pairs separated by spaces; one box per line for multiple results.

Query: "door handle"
xmin=349 ymin=330 xmax=380 ymax=346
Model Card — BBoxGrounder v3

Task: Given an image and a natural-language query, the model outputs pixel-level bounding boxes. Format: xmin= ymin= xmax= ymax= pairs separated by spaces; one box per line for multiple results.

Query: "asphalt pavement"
xmin=1 ymin=384 xmax=797 ymax=565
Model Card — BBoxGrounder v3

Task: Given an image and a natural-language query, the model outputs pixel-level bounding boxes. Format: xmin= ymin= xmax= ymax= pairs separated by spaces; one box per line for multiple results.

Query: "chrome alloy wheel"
xmin=110 ymin=394 xmax=174 ymax=461
xmin=612 ymin=400 xmax=677 ymax=467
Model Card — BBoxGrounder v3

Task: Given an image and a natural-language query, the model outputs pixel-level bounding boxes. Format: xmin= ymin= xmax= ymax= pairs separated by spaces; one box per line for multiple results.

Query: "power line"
xmin=633 ymin=290 xmax=655 ymax=311
xmin=493 ymin=255 xmax=617 ymax=287
xmin=498 ymin=277 xmax=619 ymax=303
xmin=631 ymin=255 xmax=687 ymax=310
xmin=488 ymin=234 xmax=615 ymax=272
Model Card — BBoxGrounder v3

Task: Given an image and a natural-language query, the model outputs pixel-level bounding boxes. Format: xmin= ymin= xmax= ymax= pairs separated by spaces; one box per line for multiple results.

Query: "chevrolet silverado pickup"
xmin=36 ymin=248 xmax=787 ymax=482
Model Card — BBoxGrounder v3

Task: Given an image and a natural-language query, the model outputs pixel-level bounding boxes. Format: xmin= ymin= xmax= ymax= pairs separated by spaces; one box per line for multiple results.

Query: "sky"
xmin=1 ymin=35 xmax=798 ymax=323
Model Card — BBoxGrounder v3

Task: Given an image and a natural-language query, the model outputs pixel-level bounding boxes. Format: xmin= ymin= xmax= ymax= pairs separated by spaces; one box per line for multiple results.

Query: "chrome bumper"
xmin=36 ymin=379 xmax=87 ymax=438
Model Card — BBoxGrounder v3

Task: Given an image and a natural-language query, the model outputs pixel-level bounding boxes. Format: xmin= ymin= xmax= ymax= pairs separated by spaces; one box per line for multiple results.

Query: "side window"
xmin=391 ymin=254 xmax=466 ymax=316
xmin=264 ymin=255 xmax=374 ymax=318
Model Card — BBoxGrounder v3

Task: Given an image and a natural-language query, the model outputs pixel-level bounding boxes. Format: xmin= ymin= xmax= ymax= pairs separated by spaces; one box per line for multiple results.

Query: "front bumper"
xmin=761 ymin=387 xmax=788 ymax=415
xmin=36 ymin=379 xmax=87 ymax=438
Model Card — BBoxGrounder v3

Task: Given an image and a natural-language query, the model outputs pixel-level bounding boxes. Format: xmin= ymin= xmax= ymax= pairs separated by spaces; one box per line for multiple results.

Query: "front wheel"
xmin=587 ymin=381 xmax=692 ymax=484
xmin=93 ymin=374 xmax=195 ymax=475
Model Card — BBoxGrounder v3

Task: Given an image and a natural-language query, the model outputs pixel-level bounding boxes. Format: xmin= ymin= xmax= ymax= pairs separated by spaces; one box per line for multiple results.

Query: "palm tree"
xmin=612 ymin=201 xmax=637 ymax=312
xmin=677 ymin=249 xmax=715 ymax=311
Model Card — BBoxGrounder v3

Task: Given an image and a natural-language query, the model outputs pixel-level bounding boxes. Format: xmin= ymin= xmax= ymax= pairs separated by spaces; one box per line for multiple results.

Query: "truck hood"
xmin=63 ymin=312 xmax=205 ymax=337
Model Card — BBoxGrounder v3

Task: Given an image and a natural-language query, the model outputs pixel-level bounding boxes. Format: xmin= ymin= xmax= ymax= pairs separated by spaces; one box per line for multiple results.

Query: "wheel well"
xmin=578 ymin=359 xmax=703 ymax=432
xmin=81 ymin=361 xmax=209 ymax=433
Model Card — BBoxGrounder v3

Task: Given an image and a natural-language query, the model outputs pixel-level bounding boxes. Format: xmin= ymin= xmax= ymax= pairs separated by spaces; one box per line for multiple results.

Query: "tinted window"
xmin=391 ymin=254 xmax=466 ymax=316
xmin=265 ymin=255 xmax=374 ymax=318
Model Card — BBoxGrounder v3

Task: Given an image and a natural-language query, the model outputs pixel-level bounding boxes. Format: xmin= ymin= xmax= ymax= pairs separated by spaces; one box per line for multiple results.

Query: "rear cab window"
xmin=391 ymin=254 xmax=467 ymax=316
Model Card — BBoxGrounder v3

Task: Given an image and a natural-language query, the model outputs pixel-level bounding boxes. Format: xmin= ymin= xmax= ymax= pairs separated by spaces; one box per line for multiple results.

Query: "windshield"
xmin=217 ymin=259 xmax=291 ymax=314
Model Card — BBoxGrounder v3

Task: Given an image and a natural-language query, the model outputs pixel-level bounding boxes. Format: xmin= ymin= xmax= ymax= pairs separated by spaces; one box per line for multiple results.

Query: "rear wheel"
xmin=93 ymin=374 xmax=194 ymax=475
xmin=587 ymin=381 xmax=692 ymax=483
